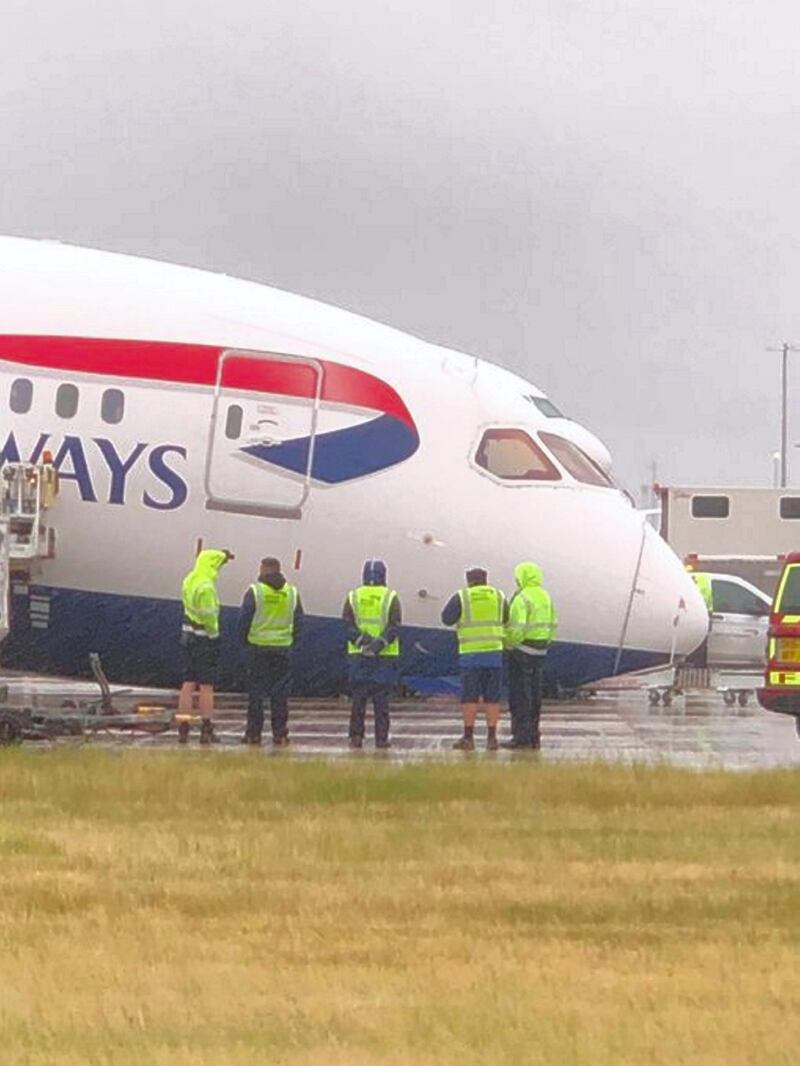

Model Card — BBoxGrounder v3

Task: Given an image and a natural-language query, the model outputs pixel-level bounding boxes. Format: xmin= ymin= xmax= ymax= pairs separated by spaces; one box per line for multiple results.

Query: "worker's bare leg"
xmin=198 ymin=685 xmax=214 ymax=720
xmin=484 ymin=701 xmax=500 ymax=749
xmin=178 ymin=681 xmax=196 ymax=715
xmin=462 ymin=703 xmax=478 ymax=731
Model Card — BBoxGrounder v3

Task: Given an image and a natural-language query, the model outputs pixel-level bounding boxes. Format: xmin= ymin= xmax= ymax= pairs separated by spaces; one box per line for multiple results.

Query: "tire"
xmin=723 ymin=691 xmax=736 ymax=707
xmin=662 ymin=692 xmax=673 ymax=707
xmin=648 ymin=690 xmax=661 ymax=705
xmin=737 ymin=691 xmax=749 ymax=707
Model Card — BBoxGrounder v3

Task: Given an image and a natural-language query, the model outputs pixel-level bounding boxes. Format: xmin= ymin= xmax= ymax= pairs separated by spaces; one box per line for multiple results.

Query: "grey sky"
xmin=3 ymin=0 xmax=799 ymax=492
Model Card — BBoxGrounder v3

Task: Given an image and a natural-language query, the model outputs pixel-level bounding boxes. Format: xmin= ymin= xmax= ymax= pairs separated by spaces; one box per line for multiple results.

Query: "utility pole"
xmin=767 ymin=343 xmax=800 ymax=487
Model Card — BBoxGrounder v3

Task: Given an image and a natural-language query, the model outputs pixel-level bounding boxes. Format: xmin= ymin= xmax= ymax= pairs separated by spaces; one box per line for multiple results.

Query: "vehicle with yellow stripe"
xmin=757 ymin=553 xmax=800 ymax=731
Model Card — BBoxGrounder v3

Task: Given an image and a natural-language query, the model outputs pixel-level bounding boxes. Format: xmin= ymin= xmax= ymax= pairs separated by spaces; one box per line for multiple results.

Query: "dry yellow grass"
xmin=0 ymin=751 xmax=798 ymax=1065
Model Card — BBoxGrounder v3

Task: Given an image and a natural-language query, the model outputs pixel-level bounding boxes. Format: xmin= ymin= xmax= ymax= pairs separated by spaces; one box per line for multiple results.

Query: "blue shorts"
xmin=460 ymin=666 xmax=503 ymax=704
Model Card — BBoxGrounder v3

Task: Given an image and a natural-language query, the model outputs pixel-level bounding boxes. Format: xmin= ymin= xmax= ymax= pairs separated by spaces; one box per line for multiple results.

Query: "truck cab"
xmin=758 ymin=553 xmax=800 ymax=722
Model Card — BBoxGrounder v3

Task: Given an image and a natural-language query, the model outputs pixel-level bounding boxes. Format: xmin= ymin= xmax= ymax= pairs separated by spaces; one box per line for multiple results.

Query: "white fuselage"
xmin=0 ymin=237 xmax=707 ymax=688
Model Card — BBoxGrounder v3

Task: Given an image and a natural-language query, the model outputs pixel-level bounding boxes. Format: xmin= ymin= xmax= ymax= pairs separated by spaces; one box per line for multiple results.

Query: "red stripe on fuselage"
xmin=0 ymin=335 xmax=414 ymax=427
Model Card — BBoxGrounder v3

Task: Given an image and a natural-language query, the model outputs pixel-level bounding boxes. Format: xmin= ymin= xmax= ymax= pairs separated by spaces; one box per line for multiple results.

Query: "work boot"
xmin=452 ymin=735 xmax=475 ymax=751
xmin=349 ymin=736 xmax=364 ymax=750
xmin=199 ymin=719 xmax=218 ymax=745
xmin=375 ymin=739 xmax=391 ymax=750
xmin=273 ymin=734 xmax=291 ymax=749
xmin=501 ymin=739 xmax=531 ymax=750
xmin=241 ymin=733 xmax=262 ymax=747
xmin=486 ymin=735 xmax=499 ymax=752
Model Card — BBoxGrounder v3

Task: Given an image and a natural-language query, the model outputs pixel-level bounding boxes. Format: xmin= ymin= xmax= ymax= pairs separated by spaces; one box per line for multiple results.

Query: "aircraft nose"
xmin=632 ymin=524 xmax=709 ymax=659
xmin=672 ymin=565 xmax=710 ymax=656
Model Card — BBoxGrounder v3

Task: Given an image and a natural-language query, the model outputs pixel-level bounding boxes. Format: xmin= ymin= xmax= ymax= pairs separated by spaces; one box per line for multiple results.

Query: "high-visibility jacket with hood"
xmin=689 ymin=571 xmax=713 ymax=613
xmin=181 ymin=549 xmax=227 ymax=638
xmin=506 ymin=562 xmax=557 ymax=654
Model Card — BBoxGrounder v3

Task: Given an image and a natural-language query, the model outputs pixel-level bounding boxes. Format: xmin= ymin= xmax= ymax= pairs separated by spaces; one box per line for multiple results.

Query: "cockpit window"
xmin=526 ymin=395 xmax=564 ymax=418
xmin=475 ymin=429 xmax=561 ymax=482
xmin=539 ymin=432 xmax=613 ymax=487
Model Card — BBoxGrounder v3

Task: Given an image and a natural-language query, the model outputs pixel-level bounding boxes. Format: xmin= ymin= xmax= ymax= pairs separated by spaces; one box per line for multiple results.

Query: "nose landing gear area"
xmin=0 ymin=666 xmax=798 ymax=769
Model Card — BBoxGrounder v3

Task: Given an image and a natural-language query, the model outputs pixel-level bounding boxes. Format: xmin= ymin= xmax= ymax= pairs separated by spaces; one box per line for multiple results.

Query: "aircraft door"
xmin=204 ymin=349 xmax=323 ymax=520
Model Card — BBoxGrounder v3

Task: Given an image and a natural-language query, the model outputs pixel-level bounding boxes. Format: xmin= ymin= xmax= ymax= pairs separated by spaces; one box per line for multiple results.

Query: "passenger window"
xmin=780 ymin=497 xmax=800 ymax=519
xmin=9 ymin=377 xmax=32 ymax=414
xmin=55 ymin=383 xmax=79 ymax=419
xmin=692 ymin=495 xmax=729 ymax=518
xmin=712 ymin=580 xmax=768 ymax=616
xmin=475 ymin=429 xmax=560 ymax=481
xmin=101 ymin=388 xmax=125 ymax=425
xmin=225 ymin=404 xmax=243 ymax=440
xmin=539 ymin=433 xmax=612 ymax=487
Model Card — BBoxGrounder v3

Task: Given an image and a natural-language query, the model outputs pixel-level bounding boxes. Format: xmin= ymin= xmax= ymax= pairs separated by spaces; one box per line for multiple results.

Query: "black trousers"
xmin=508 ymin=652 xmax=543 ymax=746
xmin=349 ymin=681 xmax=391 ymax=743
xmin=246 ymin=647 xmax=291 ymax=740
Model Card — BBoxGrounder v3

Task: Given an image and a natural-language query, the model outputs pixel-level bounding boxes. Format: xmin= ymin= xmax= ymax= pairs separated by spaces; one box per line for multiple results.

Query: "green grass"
xmin=0 ymin=752 xmax=798 ymax=1064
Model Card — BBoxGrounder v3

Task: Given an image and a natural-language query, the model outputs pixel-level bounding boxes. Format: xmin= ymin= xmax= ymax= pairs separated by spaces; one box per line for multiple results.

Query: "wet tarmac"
xmin=3 ymin=673 xmax=800 ymax=770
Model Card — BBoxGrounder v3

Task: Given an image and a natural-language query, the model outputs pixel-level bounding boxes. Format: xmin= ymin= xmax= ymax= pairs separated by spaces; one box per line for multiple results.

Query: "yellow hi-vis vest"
xmin=247 ymin=582 xmax=298 ymax=647
xmin=347 ymin=585 xmax=400 ymax=657
xmin=510 ymin=586 xmax=557 ymax=645
xmin=456 ymin=585 xmax=506 ymax=655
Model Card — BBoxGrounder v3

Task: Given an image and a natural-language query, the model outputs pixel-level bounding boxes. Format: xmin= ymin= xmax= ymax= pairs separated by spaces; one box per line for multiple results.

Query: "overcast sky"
xmin=3 ymin=0 xmax=799 ymax=493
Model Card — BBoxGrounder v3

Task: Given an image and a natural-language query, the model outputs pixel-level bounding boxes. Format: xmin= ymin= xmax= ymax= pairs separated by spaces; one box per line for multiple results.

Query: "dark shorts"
xmin=182 ymin=634 xmax=220 ymax=685
xmin=460 ymin=666 xmax=503 ymax=704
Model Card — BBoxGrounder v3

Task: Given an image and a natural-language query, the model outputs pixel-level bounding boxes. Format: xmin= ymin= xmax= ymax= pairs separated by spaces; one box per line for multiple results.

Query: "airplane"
xmin=0 ymin=236 xmax=707 ymax=693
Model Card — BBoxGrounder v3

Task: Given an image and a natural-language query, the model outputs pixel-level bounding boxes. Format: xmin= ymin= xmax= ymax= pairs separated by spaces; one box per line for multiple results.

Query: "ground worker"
xmin=441 ymin=567 xmax=509 ymax=751
xmin=343 ymin=559 xmax=402 ymax=749
xmin=178 ymin=548 xmax=234 ymax=744
xmin=689 ymin=570 xmax=714 ymax=613
xmin=504 ymin=562 xmax=557 ymax=750
xmin=239 ymin=556 xmax=303 ymax=747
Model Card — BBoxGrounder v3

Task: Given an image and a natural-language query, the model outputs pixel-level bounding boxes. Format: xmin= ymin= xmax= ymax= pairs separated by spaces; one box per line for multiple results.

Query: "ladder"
xmin=0 ymin=462 xmax=59 ymax=643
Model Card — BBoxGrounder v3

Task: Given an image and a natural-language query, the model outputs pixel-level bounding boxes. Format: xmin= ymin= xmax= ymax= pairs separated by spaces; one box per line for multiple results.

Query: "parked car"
xmin=701 ymin=572 xmax=771 ymax=667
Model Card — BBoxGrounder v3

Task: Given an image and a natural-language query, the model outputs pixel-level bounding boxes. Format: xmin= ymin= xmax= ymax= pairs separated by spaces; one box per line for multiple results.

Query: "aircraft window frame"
xmin=55 ymin=383 xmax=79 ymax=420
xmin=711 ymin=579 xmax=769 ymax=617
xmin=779 ymin=497 xmax=800 ymax=520
xmin=225 ymin=404 xmax=244 ymax=441
xmin=691 ymin=495 xmax=730 ymax=519
xmin=9 ymin=377 xmax=33 ymax=414
xmin=538 ymin=432 xmax=613 ymax=488
xmin=101 ymin=388 xmax=125 ymax=425
xmin=474 ymin=428 xmax=562 ymax=483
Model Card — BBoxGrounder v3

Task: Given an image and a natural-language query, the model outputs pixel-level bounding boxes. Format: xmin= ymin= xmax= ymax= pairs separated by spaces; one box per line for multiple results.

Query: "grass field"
xmin=0 ymin=752 xmax=798 ymax=1065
